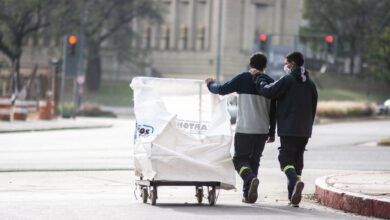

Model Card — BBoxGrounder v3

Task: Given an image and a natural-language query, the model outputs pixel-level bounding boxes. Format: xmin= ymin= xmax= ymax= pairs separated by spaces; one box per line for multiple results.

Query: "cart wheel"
xmin=208 ymin=186 xmax=216 ymax=206
xmin=141 ymin=188 xmax=148 ymax=204
xmin=195 ymin=187 xmax=203 ymax=204
xmin=150 ymin=186 xmax=157 ymax=206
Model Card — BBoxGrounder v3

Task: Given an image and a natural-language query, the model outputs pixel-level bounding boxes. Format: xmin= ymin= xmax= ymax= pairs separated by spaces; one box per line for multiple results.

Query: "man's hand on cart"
xmin=205 ymin=77 xmax=215 ymax=84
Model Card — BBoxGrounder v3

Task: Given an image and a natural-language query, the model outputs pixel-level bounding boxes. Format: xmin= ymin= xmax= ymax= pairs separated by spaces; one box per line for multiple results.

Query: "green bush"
xmin=61 ymin=102 xmax=76 ymax=113
xmin=77 ymin=102 xmax=116 ymax=118
xmin=378 ymin=137 xmax=390 ymax=146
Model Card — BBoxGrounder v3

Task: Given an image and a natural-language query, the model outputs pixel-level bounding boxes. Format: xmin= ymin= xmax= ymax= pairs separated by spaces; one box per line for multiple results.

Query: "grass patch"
xmin=80 ymin=73 xmax=390 ymax=108
xmin=83 ymin=80 xmax=133 ymax=107
xmin=317 ymin=101 xmax=376 ymax=118
xmin=378 ymin=137 xmax=390 ymax=146
xmin=315 ymin=74 xmax=390 ymax=103
xmin=318 ymin=88 xmax=374 ymax=102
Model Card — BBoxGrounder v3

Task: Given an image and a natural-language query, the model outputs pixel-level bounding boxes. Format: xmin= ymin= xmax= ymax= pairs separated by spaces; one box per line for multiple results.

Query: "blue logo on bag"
xmin=137 ymin=124 xmax=154 ymax=137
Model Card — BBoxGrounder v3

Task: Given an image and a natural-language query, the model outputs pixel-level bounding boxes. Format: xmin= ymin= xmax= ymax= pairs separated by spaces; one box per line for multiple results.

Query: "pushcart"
xmin=136 ymin=178 xmax=220 ymax=206
xmin=131 ymin=77 xmax=235 ymax=206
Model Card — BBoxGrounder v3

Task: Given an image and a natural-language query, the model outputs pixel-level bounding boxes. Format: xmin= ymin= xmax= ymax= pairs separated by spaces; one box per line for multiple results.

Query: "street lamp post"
xmin=215 ymin=0 xmax=223 ymax=82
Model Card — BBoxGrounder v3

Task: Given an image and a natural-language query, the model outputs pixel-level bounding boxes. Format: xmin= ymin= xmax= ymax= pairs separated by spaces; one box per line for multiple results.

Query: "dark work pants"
xmin=278 ymin=136 xmax=309 ymax=200
xmin=232 ymin=132 xmax=268 ymax=197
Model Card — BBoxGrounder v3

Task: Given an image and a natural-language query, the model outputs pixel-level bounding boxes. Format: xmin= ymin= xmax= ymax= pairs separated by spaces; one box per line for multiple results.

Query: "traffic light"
xmin=63 ymin=34 xmax=80 ymax=77
xmin=325 ymin=35 xmax=335 ymax=53
xmin=258 ymin=34 xmax=269 ymax=52
xmin=68 ymin=35 xmax=78 ymax=55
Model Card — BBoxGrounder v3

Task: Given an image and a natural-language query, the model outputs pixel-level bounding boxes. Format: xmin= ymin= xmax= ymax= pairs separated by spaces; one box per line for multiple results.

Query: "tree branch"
xmin=86 ymin=2 xmax=118 ymax=38
xmin=22 ymin=4 xmax=49 ymax=36
xmin=97 ymin=12 xmax=136 ymax=43
xmin=0 ymin=32 xmax=15 ymax=60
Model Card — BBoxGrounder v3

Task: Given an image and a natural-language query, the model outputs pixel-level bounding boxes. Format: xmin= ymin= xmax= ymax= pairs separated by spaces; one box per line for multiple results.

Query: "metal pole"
xmin=215 ymin=0 xmax=223 ymax=82
xmin=60 ymin=36 xmax=68 ymax=118
xmin=75 ymin=0 xmax=86 ymax=113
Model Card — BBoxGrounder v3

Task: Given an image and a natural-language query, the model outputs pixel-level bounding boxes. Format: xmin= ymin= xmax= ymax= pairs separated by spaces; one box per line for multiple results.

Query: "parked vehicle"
xmin=378 ymin=99 xmax=390 ymax=115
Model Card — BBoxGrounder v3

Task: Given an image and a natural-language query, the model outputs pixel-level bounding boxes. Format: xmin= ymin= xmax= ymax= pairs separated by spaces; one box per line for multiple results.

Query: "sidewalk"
xmin=0 ymin=118 xmax=112 ymax=133
xmin=315 ymin=172 xmax=390 ymax=219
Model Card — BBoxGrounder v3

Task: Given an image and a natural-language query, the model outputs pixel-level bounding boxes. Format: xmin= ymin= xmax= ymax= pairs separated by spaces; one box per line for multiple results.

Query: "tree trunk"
xmin=11 ymin=57 xmax=21 ymax=94
xmin=86 ymin=43 xmax=102 ymax=91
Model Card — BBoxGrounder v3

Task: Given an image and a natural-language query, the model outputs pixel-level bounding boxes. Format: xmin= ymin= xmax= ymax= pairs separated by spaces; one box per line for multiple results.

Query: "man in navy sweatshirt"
xmin=251 ymin=51 xmax=318 ymax=207
xmin=205 ymin=52 xmax=276 ymax=203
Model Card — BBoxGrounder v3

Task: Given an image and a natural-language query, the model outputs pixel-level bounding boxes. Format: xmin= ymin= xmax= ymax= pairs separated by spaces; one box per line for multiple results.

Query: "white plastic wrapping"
xmin=130 ymin=77 xmax=235 ymax=189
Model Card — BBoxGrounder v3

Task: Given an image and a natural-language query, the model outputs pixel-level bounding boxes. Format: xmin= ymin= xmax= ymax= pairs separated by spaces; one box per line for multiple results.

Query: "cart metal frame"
xmin=136 ymin=178 xmax=220 ymax=206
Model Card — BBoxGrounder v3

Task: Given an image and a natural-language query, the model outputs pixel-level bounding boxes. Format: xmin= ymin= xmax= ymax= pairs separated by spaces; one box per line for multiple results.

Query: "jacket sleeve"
xmin=268 ymin=99 xmax=276 ymax=136
xmin=254 ymin=75 xmax=290 ymax=99
xmin=207 ymin=74 xmax=241 ymax=95
xmin=311 ymin=82 xmax=318 ymax=125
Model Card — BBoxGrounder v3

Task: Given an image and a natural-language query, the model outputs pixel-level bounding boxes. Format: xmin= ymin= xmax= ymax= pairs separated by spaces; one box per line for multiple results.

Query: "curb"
xmin=0 ymin=124 xmax=112 ymax=133
xmin=315 ymin=175 xmax=390 ymax=219
xmin=0 ymin=120 xmax=113 ymax=133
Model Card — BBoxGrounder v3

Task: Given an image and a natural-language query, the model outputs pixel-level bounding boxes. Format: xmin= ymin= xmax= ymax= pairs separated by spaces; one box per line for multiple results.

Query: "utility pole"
xmin=215 ymin=0 xmax=223 ymax=82
xmin=75 ymin=0 xmax=86 ymax=112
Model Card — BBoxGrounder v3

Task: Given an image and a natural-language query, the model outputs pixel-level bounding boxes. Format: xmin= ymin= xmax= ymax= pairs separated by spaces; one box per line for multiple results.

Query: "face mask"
xmin=283 ymin=64 xmax=291 ymax=74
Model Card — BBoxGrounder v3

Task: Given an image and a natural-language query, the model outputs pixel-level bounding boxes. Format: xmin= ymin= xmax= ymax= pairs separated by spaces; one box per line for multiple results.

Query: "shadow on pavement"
xmin=150 ymin=203 xmax=346 ymax=219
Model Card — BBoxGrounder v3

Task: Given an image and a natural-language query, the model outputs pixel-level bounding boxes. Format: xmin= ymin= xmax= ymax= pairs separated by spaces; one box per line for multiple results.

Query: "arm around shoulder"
xmin=254 ymin=75 xmax=290 ymax=99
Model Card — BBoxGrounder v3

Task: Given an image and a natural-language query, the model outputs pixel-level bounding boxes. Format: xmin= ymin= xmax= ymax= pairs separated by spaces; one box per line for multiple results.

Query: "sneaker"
xmin=242 ymin=197 xmax=250 ymax=203
xmin=288 ymin=202 xmax=299 ymax=208
xmin=291 ymin=181 xmax=304 ymax=206
xmin=247 ymin=177 xmax=259 ymax=203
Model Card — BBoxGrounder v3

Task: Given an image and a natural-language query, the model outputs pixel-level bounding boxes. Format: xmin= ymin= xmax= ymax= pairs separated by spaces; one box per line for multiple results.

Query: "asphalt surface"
xmin=1 ymin=118 xmax=389 ymax=219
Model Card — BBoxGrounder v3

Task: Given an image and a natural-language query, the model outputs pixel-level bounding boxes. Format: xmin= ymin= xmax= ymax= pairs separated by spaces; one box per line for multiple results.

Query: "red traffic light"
xmin=68 ymin=35 xmax=78 ymax=45
xmin=325 ymin=35 xmax=334 ymax=44
xmin=259 ymin=34 xmax=267 ymax=42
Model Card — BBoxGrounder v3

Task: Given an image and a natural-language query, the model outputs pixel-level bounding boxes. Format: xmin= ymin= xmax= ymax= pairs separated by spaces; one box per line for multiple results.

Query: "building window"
xmin=180 ymin=26 xmax=188 ymax=50
xmin=143 ymin=26 xmax=151 ymax=49
xmin=197 ymin=25 xmax=205 ymax=50
xmin=195 ymin=0 xmax=207 ymax=50
xmin=160 ymin=1 xmax=172 ymax=50
xmin=178 ymin=1 xmax=190 ymax=50
xmin=161 ymin=25 xmax=170 ymax=50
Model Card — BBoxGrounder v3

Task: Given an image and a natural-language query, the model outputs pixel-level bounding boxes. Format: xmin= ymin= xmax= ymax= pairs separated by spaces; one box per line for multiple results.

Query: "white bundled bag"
xmin=130 ymin=77 xmax=235 ymax=189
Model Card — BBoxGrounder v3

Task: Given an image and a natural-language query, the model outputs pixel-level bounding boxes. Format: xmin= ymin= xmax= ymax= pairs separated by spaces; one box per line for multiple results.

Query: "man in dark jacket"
xmin=251 ymin=51 xmax=318 ymax=207
xmin=205 ymin=52 xmax=276 ymax=204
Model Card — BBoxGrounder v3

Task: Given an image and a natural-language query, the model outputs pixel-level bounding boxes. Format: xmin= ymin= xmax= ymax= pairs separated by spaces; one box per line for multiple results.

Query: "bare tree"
xmin=61 ymin=0 xmax=162 ymax=91
xmin=302 ymin=0 xmax=390 ymax=74
xmin=0 ymin=0 xmax=55 ymax=94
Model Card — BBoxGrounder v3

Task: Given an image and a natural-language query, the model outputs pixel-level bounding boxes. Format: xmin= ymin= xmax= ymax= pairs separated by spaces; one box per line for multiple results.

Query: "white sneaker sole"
xmin=291 ymin=181 xmax=304 ymax=205
xmin=247 ymin=178 xmax=259 ymax=203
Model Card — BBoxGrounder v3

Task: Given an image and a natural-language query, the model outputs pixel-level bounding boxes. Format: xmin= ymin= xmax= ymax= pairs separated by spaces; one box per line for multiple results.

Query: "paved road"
xmin=0 ymin=170 xmax=369 ymax=220
xmin=262 ymin=120 xmax=390 ymax=171
xmin=1 ymin=118 xmax=389 ymax=219
xmin=0 ymin=118 xmax=132 ymax=171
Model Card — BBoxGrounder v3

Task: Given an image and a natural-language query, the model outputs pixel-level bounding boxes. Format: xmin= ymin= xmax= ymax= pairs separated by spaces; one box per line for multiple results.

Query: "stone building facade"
xmin=135 ymin=0 xmax=303 ymax=81
xmin=1 ymin=0 xmax=303 ymax=82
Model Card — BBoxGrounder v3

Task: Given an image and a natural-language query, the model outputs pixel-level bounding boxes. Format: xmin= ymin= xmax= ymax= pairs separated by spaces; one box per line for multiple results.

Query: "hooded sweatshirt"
xmin=207 ymin=72 xmax=276 ymax=135
xmin=253 ymin=67 xmax=318 ymax=137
